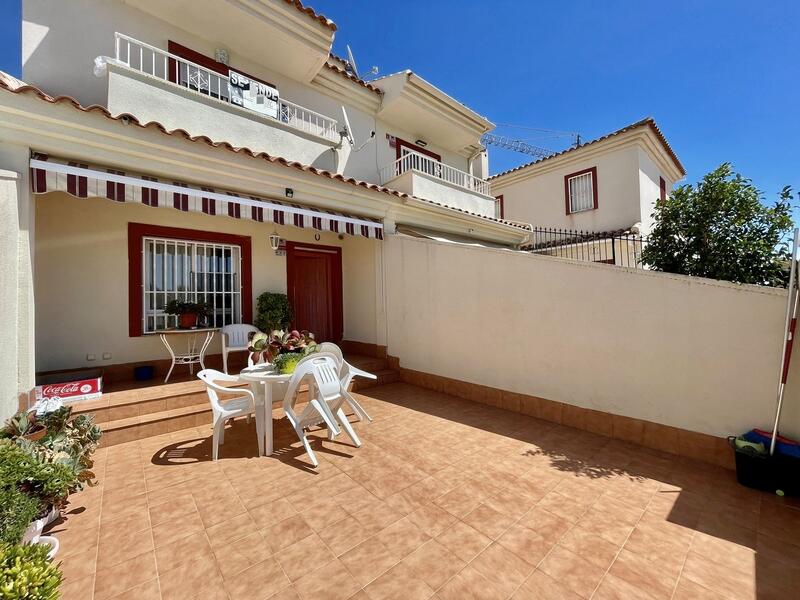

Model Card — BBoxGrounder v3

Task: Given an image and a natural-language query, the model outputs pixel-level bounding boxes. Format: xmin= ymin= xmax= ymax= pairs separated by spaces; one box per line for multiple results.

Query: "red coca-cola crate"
xmin=35 ymin=369 xmax=103 ymax=404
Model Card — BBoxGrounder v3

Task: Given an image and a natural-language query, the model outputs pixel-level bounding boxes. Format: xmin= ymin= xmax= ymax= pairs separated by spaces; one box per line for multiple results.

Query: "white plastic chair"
xmin=282 ymin=355 xmax=361 ymax=467
xmin=198 ymin=369 xmax=259 ymax=460
xmin=316 ymin=342 xmax=376 ymax=422
xmin=221 ymin=324 xmax=260 ymax=374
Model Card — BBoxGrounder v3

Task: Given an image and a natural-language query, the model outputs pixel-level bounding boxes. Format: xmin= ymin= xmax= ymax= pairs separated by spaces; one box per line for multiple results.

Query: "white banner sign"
xmin=229 ymin=70 xmax=279 ymax=119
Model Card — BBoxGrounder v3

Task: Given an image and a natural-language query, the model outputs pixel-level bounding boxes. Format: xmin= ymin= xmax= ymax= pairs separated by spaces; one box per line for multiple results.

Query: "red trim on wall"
xmin=127 ymin=223 xmax=252 ymax=337
xmin=394 ymin=137 xmax=442 ymax=162
xmin=167 ymin=41 xmax=276 ymax=88
xmin=495 ymin=195 xmax=504 ymax=220
xmin=659 ymin=176 xmax=667 ymax=202
xmin=285 ymin=241 xmax=343 ymax=343
xmin=563 ymin=166 xmax=598 ymax=215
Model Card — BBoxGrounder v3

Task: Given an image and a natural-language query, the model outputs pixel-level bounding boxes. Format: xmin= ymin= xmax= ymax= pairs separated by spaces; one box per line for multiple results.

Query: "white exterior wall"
xmin=22 ymin=0 xmax=478 ymax=205
xmin=637 ymin=147 xmax=674 ymax=234
xmin=34 ymin=192 xmax=379 ymax=372
xmin=384 ymin=235 xmax=800 ymax=440
xmin=496 ymin=145 xmax=644 ymax=232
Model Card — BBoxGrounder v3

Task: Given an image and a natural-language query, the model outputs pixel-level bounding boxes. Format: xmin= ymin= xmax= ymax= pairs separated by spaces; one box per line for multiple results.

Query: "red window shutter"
xmin=659 ymin=177 xmax=667 ymax=201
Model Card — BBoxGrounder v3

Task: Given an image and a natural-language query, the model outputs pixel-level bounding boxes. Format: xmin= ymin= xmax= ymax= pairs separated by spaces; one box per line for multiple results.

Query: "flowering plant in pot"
xmin=165 ymin=300 xmax=209 ymax=329
xmin=248 ymin=329 xmax=317 ymax=373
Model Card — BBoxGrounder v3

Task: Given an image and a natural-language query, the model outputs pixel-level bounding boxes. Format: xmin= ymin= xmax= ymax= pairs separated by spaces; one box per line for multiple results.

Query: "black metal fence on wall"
xmin=523 ymin=227 xmax=649 ymax=269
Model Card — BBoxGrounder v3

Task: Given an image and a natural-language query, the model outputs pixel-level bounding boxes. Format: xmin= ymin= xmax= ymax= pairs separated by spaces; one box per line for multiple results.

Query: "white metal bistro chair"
xmin=221 ymin=324 xmax=260 ymax=374
xmin=282 ymin=354 xmax=361 ymax=467
xmin=316 ymin=342 xmax=376 ymax=422
xmin=198 ymin=369 xmax=259 ymax=461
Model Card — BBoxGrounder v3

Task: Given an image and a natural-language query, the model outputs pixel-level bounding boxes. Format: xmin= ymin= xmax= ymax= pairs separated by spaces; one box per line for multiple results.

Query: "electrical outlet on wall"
xmin=86 ymin=354 xmax=96 ymax=361
xmin=102 ymin=353 xmax=112 ymax=360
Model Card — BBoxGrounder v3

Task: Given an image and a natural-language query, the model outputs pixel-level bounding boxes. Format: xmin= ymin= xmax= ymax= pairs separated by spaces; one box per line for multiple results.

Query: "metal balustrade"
xmin=379 ymin=149 xmax=492 ymax=196
xmin=113 ymin=33 xmax=340 ymax=142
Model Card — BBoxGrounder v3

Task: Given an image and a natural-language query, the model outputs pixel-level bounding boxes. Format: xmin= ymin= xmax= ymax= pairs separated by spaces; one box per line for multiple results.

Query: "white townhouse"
xmin=1 ymin=0 xmax=532 ymax=415
xmin=490 ymin=118 xmax=686 ymax=236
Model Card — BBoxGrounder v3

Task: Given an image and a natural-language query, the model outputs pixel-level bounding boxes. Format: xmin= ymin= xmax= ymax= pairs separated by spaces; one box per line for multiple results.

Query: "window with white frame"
xmin=567 ymin=170 xmax=596 ymax=213
xmin=142 ymin=237 xmax=241 ymax=333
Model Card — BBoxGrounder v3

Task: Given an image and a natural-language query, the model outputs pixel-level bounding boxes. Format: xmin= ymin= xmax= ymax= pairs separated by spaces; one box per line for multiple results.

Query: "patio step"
xmin=81 ymin=353 xmax=398 ymax=446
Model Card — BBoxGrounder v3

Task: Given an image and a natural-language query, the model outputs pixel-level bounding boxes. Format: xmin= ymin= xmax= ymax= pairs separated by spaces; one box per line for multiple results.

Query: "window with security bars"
xmin=143 ymin=237 xmax=241 ymax=333
xmin=567 ymin=170 xmax=596 ymax=213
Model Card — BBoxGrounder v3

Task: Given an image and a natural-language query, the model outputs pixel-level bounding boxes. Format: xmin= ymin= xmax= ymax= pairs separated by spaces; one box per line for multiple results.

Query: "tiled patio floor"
xmin=52 ymin=382 xmax=800 ymax=600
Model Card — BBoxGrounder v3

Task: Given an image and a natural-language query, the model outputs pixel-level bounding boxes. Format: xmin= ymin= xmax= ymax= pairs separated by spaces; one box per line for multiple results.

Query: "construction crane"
xmin=481 ymin=128 xmax=581 ymax=159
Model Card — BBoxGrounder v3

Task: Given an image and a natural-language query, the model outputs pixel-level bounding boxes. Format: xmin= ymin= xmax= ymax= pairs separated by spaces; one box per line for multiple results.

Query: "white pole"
xmin=770 ymin=228 xmax=800 ymax=455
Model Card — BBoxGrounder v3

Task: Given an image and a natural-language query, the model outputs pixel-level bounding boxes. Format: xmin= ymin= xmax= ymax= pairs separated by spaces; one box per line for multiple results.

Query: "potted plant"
xmin=0 ymin=487 xmax=41 ymax=545
xmin=248 ymin=329 xmax=317 ymax=370
xmin=165 ymin=300 xmax=209 ymax=329
xmin=0 ymin=542 xmax=62 ymax=599
xmin=254 ymin=292 xmax=293 ymax=333
xmin=1 ymin=412 xmax=47 ymax=443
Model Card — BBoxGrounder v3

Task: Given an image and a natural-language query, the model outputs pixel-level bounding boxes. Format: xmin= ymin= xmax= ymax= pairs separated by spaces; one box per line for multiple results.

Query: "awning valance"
xmin=30 ymin=155 xmax=383 ymax=239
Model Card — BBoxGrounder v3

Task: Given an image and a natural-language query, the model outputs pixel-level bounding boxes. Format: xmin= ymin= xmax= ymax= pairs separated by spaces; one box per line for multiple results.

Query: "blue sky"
xmin=2 ymin=0 xmax=797 ymax=203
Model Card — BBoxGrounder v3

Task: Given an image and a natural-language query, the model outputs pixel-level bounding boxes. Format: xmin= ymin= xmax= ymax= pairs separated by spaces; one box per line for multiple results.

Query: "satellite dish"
xmin=346 ymin=44 xmax=360 ymax=79
xmin=340 ymin=106 xmax=355 ymax=147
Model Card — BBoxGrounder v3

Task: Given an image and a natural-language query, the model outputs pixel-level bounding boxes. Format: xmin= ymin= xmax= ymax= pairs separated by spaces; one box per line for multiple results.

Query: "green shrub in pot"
xmin=0 ymin=441 xmax=75 ymax=513
xmin=254 ymin=292 xmax=293 ymax=333
xmin=0 ymin=543 xmax=62 ymax=599
xmin=0 ymin=487 xmax=41 ymax=545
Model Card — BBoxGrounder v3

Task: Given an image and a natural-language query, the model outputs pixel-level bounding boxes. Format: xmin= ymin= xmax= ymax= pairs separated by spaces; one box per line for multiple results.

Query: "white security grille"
xmin=143 ymin=237 xmax=241 ymax=333
xmin=568 ymin=171 xmax=595 ymax=213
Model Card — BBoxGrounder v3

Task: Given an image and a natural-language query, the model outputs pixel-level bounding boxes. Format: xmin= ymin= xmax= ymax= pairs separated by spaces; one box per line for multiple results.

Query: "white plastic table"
xmin=157 ymin=328 xmax=216 ymax=383
xmin=238 ymin=364 xmax=291 ymax=456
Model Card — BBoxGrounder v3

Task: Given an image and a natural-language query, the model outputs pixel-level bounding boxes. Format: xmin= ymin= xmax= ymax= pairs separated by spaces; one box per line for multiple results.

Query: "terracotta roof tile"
xmin=0 ymin=75 xmax=528 ymax=232
xmin=284 ymin=0 xmax=336 ymax=31
xmin=323 ymin=62 xmax=383 ymax=95
xmin=488 ymin=117 xmax=686 ymax=180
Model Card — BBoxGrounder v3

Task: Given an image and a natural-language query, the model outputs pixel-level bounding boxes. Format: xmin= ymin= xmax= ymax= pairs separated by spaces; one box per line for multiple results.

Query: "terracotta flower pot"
xmin=22 ymin=425 xmax=47 ymax=442
xmin=179 ymin=313 xmax=198 ymax=329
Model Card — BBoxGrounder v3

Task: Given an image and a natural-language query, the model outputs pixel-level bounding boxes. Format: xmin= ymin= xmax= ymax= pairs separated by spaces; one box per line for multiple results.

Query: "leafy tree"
xmin=641 ymin=164 xmax=795 ymax=286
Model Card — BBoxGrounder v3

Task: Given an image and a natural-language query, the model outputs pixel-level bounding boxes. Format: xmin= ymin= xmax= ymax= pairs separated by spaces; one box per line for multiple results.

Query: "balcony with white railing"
xmin=380 ymin=150 xmax=497 ymax=218
xmin=97 ymin=33 xmax=341 ymax=167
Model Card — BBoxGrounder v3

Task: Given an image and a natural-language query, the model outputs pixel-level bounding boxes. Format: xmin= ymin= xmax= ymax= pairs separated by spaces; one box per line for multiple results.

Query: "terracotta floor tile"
xmin=107 ymin=578 xmax=161 ymax=600
xmin=155 ymin=530 xmax=214 ymax=574
xmin=159 ymin=554 xmax=226 ymax=600
xmin=556 ymin=526 xmax=619 ymax=570
xmin=375 ymin=517 xmax=431 ymax=559
xmin=151 ymin=510 xmax=205 ymax=549
xmin=607 ymin=549 xmax=678 ymax=599
xmin=483 ymin=489 xmax=537 ymax=520
xmin=263 ymin=514 xmax=315 ymax=553
xmin=434 ymin=484 xmax=484 ymax=518
xmin=94 ymin=550 xmax=157 ymax=600
xmin=435 ymin=564 xmax=505 ymax=600
xmin=206 ymin=511 xmax=258 ymax=549
xmin=672 ymin=578 xmax=729 ymax=600
xmin=462 ymin=504 xmax=515 ymax=540
xmin=317 ymin=514 xmax=373 ymax=556
xmin=681 ymin=550 xmax=756 ymax=600
xmin=511 ymin=569 xmax=582 ymax=600
xmin=496 ymin=523 xmax=552 ymax=567
xmin=224 ymin=557 xmax=291 ymax=600
xmin=517 ymin=506 xmax=571 ymax=540
xmin=591 ymin=573 xmax=654 ymax=600
xmin=435 ymin=521 xmax=492 ymax=563
xmin=59 ymin=574 xmax=95 ymax=600
xmin=536 ymin=491 xmax=590 ymax=524
xmin=406 ymin=502 xmax=457 ymax=537
xmin=622 ymin=524 xmax=690 ymax=576
xmin=301 ymin=503 xmax=350 ymax=532
xmin=274 ymin=532 xmax=337 ymax=582
xmin=293 ymin=558 xmax=361 ymax=600
xmin=340 ymin=536 xmax=401 ymax=587
xmin=538 ymin=545 xmax=606 ymax=599
xmin=214 ymin=531 xmax=273 ymax=579
xmin=60 ymin=547 xmax=99 ymax=584
xmin=471 ymin=543 xmax=534 ymax=597
xmin=364 ymin=561 xmax=434 ymax=600
xmin=401 ymin=540 xmax=465 ymax=591
xmin=96 ymin=526 xmax=154 ymax=571
xmin=249 ymin=497 xmax=298 ymax=529
xmin=147 ymin=494 xmax=197 ymax=527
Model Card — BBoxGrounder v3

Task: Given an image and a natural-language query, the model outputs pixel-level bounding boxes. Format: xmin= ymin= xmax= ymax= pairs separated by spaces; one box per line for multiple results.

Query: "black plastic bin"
xmin=729 ymin=436 xmax=800 ymax=495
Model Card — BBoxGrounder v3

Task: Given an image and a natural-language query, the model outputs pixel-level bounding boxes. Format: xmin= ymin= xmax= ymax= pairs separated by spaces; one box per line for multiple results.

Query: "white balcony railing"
xmin=112 ymin=33 xmax=340 ymax=142
xmin=379 ymin=150 xmax=491 ymax=196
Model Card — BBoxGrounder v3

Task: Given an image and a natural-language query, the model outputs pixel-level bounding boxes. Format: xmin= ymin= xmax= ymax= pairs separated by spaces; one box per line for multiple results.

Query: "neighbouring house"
xmin=489 ymin=118 xmax=686 ymax=237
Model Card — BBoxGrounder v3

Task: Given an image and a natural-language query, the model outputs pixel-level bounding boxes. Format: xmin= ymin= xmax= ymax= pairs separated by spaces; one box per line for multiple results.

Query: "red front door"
xmin=285 ymin=242 xmax=343 ymax=343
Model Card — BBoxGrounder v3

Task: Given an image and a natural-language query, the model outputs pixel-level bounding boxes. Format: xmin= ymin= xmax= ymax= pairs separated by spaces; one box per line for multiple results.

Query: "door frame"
xmin=285 ymin=241 xmax=344 ymax=343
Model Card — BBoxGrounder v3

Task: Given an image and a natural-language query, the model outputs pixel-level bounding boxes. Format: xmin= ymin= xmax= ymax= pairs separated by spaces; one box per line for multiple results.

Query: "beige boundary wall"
xmin=384 ymin=235 xmax=800 ymax=466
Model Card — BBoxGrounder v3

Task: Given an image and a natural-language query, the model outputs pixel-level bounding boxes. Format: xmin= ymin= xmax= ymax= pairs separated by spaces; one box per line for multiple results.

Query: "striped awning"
xmin=29 ymin=155 xmax=384 ymax=239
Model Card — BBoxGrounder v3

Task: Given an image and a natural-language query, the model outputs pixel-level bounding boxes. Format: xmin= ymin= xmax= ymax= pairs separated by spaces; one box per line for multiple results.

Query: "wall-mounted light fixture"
xmin=269 ymin=231 xmax=281 ymax=252
xmin=285 ymin=188 xmax=294 ymax=199
xmin=415 ymin=139 xmax=428 ymax=147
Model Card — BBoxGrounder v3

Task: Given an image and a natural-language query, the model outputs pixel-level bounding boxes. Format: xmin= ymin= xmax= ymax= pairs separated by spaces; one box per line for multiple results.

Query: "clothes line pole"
xmin=770 ymin=228 xmax=800 ymax=456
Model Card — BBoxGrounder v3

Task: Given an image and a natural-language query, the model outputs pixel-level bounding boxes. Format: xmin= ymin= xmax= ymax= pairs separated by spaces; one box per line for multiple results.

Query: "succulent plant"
xmin=248 ymin=329 xmax=317 ymax=364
